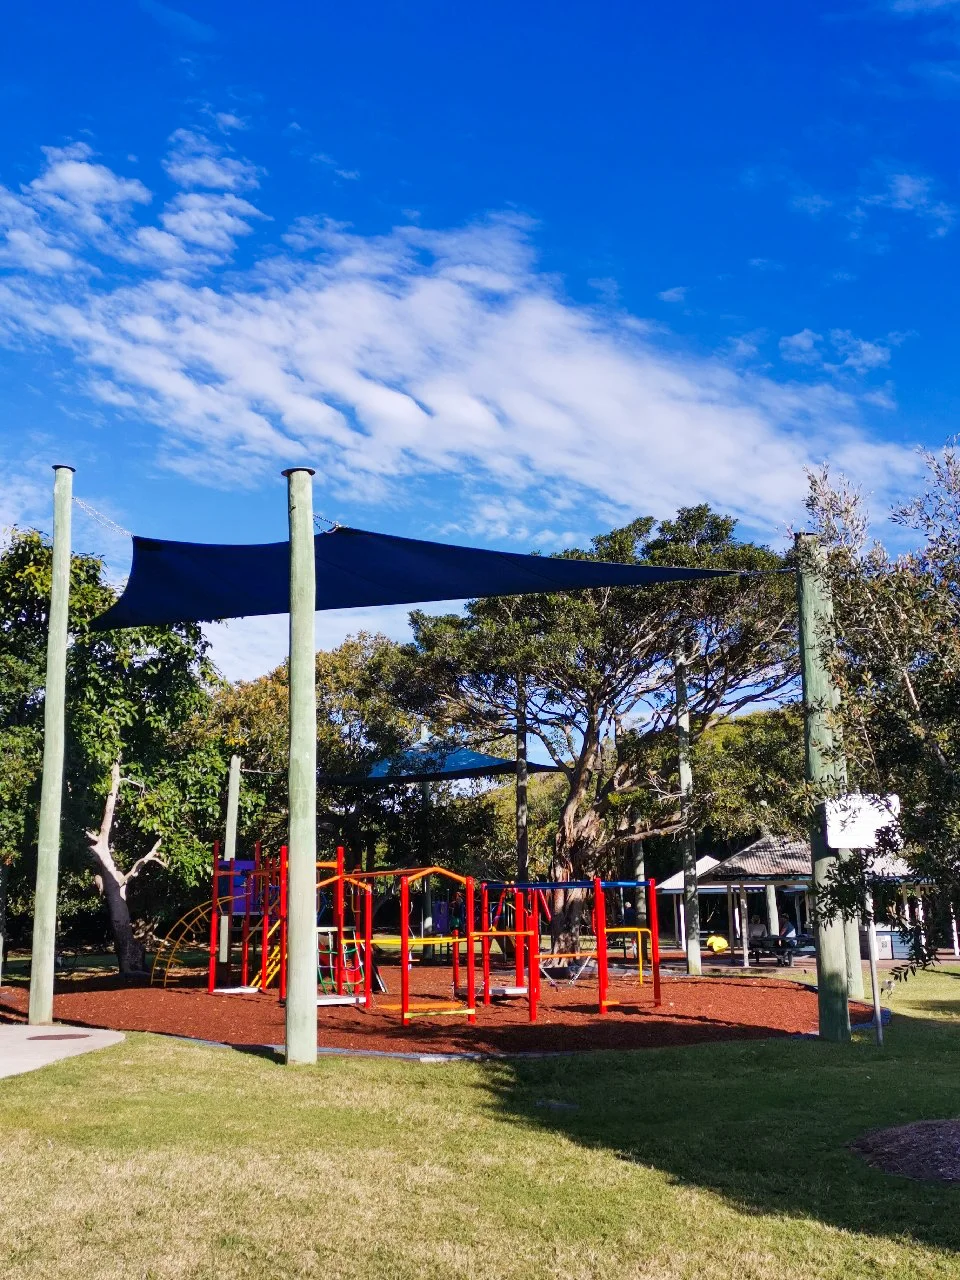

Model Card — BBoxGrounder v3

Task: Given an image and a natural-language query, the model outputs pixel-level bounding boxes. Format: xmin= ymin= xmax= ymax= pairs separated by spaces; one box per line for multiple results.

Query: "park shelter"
xmin=699 ymin=835 xmax=813 ymax=956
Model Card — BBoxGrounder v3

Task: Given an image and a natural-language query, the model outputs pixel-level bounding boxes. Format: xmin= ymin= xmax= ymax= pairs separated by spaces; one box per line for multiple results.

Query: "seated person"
xmin=705 ymin=929 xmax=730 ymax=954
xmin=748 ymin=913 xmax=766 ymax=940
xmin=779 ymin=916 xmax=797 ymax=940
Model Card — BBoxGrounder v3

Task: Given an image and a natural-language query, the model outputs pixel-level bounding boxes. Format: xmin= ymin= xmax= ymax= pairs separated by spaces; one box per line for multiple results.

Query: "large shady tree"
xmin=0 ymin=529 xmax=223 ymax=974
xmin=406 ymin=507 xmax=797 ymax=941
xmin=805 ymin=450 xmax=960 ymax=961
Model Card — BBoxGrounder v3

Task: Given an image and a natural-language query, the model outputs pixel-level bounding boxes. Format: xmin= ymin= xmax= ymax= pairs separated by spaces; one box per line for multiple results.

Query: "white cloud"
xmin=139 ymin=0 xmax=215 ymax=43
xmin=214 ymin=113 xmax=246 ymax=133
xmin=312 ymin=153 xmax=360 ymax=182
xmin=160 ymin=191 xmax=266 ymax=253
xmin=779 ymin=327 xmax=908 ymax=378
xmin=861 ymin=171 xmax=955 ymax=237
xmin=791 ymin=192 xmax=832 ymax=217
xmin=0 ymin=140 xmax=926 ymax=555
xmin=829 ymin=329 xmax=893 ymax=374
xmin=29 ymin=143 xmax=151 ymax=234
xmin=779 ymin=329 xmax=823 ymax=365
xmin=888 ymin=0 xmax=960 ymax=11
xmin=163 ymin=128 xmax=260 ymax=192
xmin=0 ymin=142 xmax=151 ymax=274
xmin=657 ymin=286 xmax=686 ymax=302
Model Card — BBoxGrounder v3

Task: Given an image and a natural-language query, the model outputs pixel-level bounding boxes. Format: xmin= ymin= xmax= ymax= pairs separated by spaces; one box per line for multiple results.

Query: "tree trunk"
xmin=87 ymin=761 xmax=162 ymax=980
xmin=98 ymin=867 xmax=147 ymax=975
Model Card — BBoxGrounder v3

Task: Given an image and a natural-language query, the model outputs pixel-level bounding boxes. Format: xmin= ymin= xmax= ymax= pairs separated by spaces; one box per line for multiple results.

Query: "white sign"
xmin=825 ymin=794 xmax=900 ymax=850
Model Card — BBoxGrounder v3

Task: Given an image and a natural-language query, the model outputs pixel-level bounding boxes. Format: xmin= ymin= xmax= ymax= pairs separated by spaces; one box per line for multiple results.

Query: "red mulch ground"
xmin=0 ymin=962 xmax=874 ymax=1056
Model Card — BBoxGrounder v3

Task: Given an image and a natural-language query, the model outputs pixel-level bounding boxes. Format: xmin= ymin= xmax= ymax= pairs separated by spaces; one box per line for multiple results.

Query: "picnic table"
xmin=748 ymin=933 xmax=815 ymax=967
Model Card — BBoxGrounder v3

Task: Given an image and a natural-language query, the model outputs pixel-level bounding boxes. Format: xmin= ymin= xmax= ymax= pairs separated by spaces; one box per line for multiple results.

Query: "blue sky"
xmin=1 ymin=0 xmax=958 ymax=678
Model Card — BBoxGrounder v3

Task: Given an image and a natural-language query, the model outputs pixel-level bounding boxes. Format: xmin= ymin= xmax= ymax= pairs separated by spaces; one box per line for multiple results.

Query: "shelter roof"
xmin=699 ymin=834 xmax=916 ymax=885
xmin=701 ymin=834 xmax=811 ymax=884
xmin=657 ymin=856 xmax=720 ymax=892
xmin=319 ymin=743 xmax=559 ymax=786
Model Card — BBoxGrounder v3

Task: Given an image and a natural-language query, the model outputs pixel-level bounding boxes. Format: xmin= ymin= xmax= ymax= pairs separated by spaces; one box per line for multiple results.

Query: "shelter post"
xmin=282 ymin=467 xmax=318 ymax=1065
xmin=795 ymin=532 xmax=851 ymax=1043
xmin=726 ymin=884 xmax=734 ymax=959
xmin=764 ymin=883 xmax=778 ymax=936
xmin=864 ymin=888 xmax=883 ymax=1047
xmin=739 ymin=885 xmax=750 ymax=968
xmin=28 ymin=464 xmax=74 ymax=1027
xmin=674 ymin=647 xmax=701 ymax=976
xmin=843 ymin=911 xmax=865 ymax=1002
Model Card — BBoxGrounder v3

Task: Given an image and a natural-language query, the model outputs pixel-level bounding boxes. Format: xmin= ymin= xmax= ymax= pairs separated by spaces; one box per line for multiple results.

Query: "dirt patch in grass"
xmin=0 ymin=965 xmax=872 ymax=1055
xmin=852 ymin=1119 xmax=960 ymax=1183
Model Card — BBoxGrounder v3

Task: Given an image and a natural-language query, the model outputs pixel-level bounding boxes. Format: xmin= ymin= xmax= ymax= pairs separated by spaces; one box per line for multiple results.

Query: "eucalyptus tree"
xmin=407 ymin=507 xmax=796 ymax=942
xmin=805 ymin=451 xmax=960 ymax=961
xmin=0 ymin=528 xmax=224 ymax=974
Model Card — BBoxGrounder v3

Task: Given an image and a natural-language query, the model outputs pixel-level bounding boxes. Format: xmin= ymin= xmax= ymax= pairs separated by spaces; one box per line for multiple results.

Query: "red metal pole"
xmin=465 ymin=877 xmax=476 ymax=1024
xmin=481 ymin=883 xmax=491 ymax=1005
xmin=594 ymin=877 xmax=608 ymax=1014
xmin=529 ymin=891 xmax=539 ymax=1023
xmin=207 ymin=840 xmax=220 ymax=994
xmin=279 ymin=844 xmax=289 ymax=1004
xmin=335 ymin=844 xmax=345 ymax=995
xmin=400 ymin=875 xmax=410 ymax=1025
xmin=260 ymin=853 xmax=270 ymax=991
xmin=241 ymin=865 xmax=251 ymax=987
xmin=648 ymin=877 xmax=661 ymax=1007
xmin=363 ymin=885 xmax=373 ymax=1010
xmin=514 ymin=889 xmax=525 ymax=989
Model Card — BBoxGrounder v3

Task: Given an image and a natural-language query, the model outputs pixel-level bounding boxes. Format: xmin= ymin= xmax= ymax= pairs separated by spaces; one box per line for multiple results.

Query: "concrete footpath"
xmin=0 ymin=1024 xmax=124 ymax=1079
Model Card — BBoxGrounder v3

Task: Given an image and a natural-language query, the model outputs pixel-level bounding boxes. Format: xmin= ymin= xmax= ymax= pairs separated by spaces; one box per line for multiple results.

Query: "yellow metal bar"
xmin=403 ymin=1007 xmax=475 ymax=1019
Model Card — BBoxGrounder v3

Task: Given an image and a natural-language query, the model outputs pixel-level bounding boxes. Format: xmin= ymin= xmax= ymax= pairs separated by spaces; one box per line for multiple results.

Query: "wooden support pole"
xmin=674 ymin=647 xmax=702 ymax=977
xmin=28 ymin=465 xmax=74 ymax=1026
xmin=796 ymin=532 xmax=851 ymax=1043
xmin=283 ymin=467 xmax=318 ymax=1064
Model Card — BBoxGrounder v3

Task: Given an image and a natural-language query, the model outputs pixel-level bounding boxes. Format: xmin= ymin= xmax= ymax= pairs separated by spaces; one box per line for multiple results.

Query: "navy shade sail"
xmin=92 ymin=525 xmax=738 ymax=630
xmin=319 ymin=744 xmax=560 ymax=787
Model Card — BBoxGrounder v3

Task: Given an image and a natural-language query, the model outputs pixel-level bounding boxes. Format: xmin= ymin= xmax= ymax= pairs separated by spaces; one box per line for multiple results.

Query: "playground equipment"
xmin=151 ymin=844 xmax=662 ymax=1026
xmin=479 ymin=877 xmax=661 ymax=1014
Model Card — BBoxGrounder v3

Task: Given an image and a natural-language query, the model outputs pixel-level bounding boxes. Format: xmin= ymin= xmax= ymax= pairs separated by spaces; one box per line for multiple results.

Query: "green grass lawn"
xmin=1 ymin=969 xmax=959 ymax=1280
